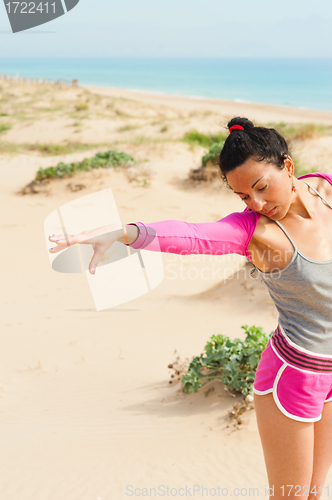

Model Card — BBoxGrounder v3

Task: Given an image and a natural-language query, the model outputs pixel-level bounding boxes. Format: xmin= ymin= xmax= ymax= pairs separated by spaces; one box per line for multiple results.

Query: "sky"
xmin=0 ymin=0 xmax=331 ymax=57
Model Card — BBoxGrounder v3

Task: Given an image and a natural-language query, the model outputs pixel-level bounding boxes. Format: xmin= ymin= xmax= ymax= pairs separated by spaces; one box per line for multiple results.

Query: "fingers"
xmin=89 ymin=247 xmax=106 ymax=275
xmin=49 ymin=244 xmax=69 ymax=254
xmin=48 ymin=231 xmax=98 ymax=247
xmin=49 ymin=233 xmax=76 ymax=245
xmin=48 ymin=229 xmax=114 ymax=273
xmin=48 ymin=233 xmax=79 ymax=253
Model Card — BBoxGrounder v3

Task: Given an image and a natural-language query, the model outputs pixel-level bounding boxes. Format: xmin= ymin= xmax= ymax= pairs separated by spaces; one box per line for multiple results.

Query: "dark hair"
xmin=219 ymin=117 xmax=289 ymax=183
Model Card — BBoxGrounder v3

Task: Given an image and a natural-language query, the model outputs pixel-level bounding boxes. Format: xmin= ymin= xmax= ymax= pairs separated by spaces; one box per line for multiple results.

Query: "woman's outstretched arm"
xmin=126 ymin=210 xmax=259 ymax=259
xmin=48 ymin=210 xmax=259 ymax=274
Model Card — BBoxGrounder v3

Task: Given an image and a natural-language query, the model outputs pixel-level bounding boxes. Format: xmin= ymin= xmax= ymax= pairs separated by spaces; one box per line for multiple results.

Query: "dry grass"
xmin=168 ymin=349 xmax=193 ymax=386
xmin=124 ymin=164 xmax=152 ymax=186
xmin=270 ymin=122 xmax=330 ymax=141
xmin=226 ymin=397 xmax=255 ymax=430
xmin=74 ymin=101 xmax=89 ymax=112
xmin=0 ymin=141 xmax=107 ymax=155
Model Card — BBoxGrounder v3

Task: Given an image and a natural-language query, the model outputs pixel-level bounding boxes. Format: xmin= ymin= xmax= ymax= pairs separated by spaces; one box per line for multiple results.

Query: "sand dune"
xmin=1 ymin=80 xmax=332 ymax=499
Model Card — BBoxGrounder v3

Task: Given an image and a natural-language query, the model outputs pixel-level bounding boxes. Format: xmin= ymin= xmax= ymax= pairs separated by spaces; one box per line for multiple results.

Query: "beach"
xmin=1 ymin=79 xmax=332 ymax=499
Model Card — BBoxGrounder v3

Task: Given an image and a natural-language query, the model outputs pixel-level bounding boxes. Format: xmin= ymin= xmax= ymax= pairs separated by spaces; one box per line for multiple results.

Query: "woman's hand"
xmin=48 ymin=224 xmax=123 ymax=275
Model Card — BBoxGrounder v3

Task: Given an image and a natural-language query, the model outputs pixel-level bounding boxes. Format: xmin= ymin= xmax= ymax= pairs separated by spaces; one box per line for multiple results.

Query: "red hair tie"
xmin=229 ymin=125 xmax=244 ymax=133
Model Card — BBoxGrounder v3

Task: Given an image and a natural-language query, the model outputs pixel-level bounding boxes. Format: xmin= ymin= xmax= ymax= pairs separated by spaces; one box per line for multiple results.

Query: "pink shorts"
xmin=253 ymin=326 xmax=332 ymax=422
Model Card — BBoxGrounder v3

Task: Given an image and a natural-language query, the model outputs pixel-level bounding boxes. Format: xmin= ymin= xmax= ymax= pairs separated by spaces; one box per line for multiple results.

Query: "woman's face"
xmin=225 ymin=157 xmax=294 ymax=220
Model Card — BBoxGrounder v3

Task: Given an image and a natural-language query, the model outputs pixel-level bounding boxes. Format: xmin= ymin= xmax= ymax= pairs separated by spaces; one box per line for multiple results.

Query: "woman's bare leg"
xmin=254 ymin=393 xmax=314 ymax=500
xmin=309 ymin=401 xmax=332 ymax=499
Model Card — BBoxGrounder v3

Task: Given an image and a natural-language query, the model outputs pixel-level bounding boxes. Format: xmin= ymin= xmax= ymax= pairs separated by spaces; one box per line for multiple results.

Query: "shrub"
xmin=181 ymin=325 xmax=272 ymax=396
xmin=202 ymin=141 xmax=225 ymax=167
xmin=186 ymin=140 xmax=225 ymax=182
xmin=35 ymin=150 xmax=134 ymax=181
xmin=75 ymin=102 xmax=89 ymax=112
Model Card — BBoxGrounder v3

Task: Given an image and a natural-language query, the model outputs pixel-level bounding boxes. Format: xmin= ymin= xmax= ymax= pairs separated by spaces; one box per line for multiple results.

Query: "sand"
xmin=1 ymin=79 xmax=332 ymax=499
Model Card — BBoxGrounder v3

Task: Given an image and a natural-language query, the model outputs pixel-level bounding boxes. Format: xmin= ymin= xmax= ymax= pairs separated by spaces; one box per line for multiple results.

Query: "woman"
xmin=49 ymin=117 xmax=332 ymax=499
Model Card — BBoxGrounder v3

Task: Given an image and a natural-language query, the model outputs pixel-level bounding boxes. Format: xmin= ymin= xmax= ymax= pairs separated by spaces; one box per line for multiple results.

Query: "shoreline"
xmin=83 ymin=84 xmax=332 ymax=124
xmin=1 ymin=71 xmax=331 ymax=119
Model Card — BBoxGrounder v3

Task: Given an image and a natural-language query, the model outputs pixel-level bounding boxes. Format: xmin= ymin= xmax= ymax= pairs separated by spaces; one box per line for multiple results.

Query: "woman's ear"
xmin=284 ymin=156 xmax=295 ymax=177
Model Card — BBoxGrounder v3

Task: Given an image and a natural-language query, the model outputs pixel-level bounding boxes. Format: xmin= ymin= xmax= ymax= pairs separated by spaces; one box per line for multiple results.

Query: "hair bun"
xmin=227 ymin=117 xmax=254 ymax=132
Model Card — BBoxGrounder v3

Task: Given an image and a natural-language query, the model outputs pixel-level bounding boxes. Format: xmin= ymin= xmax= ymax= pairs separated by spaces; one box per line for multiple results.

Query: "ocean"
xmin=0 ymin=57 xmax=331 ymax=112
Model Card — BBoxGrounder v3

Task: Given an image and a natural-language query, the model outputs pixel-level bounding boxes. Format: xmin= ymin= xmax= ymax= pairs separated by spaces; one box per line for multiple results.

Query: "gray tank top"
xmin=256 ymin=180 xmax=332 ymax=355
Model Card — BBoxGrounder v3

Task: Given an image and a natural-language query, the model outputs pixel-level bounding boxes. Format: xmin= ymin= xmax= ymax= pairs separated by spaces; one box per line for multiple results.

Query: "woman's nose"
xmin=250 ymin=197 xmax=266 ymax=212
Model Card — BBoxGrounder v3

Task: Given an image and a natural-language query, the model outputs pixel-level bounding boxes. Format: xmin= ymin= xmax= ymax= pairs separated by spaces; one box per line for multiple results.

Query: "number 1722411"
xmin=5 ymin=2 xmax=56 ymax=14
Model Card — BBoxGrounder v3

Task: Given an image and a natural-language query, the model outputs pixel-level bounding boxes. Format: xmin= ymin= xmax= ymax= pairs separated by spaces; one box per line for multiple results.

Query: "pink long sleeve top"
xmin=128 ymin=173 xmax=332 ymax=261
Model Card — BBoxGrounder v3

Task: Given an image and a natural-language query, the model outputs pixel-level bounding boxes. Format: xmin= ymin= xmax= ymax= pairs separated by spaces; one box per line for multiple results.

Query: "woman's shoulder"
xmin=298 ymin=172 xmax=332 ymax=200
xmin=251 ymin=172 xmax=332 ymax=244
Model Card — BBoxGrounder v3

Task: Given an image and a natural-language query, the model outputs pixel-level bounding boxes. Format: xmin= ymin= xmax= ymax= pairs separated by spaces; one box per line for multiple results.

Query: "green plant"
xmin=183 ymin=130 xmax=212 ymax=147
xmin=35 ymin=150 xmax=134 ymax=181
xmin=0 ymin=123 xmax=11 ymax=134
xmin=201 ymin=141 xmax=225 ymax=167
xmin=181 ymin=325 xmax=272 ymax=396
xmin=182 ymin=130 xmax=227 ymax=148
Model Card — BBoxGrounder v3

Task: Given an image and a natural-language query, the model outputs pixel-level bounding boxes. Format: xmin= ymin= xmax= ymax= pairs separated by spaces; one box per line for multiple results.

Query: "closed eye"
xmin=241 ymin=185 xmax=267 ymax=201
